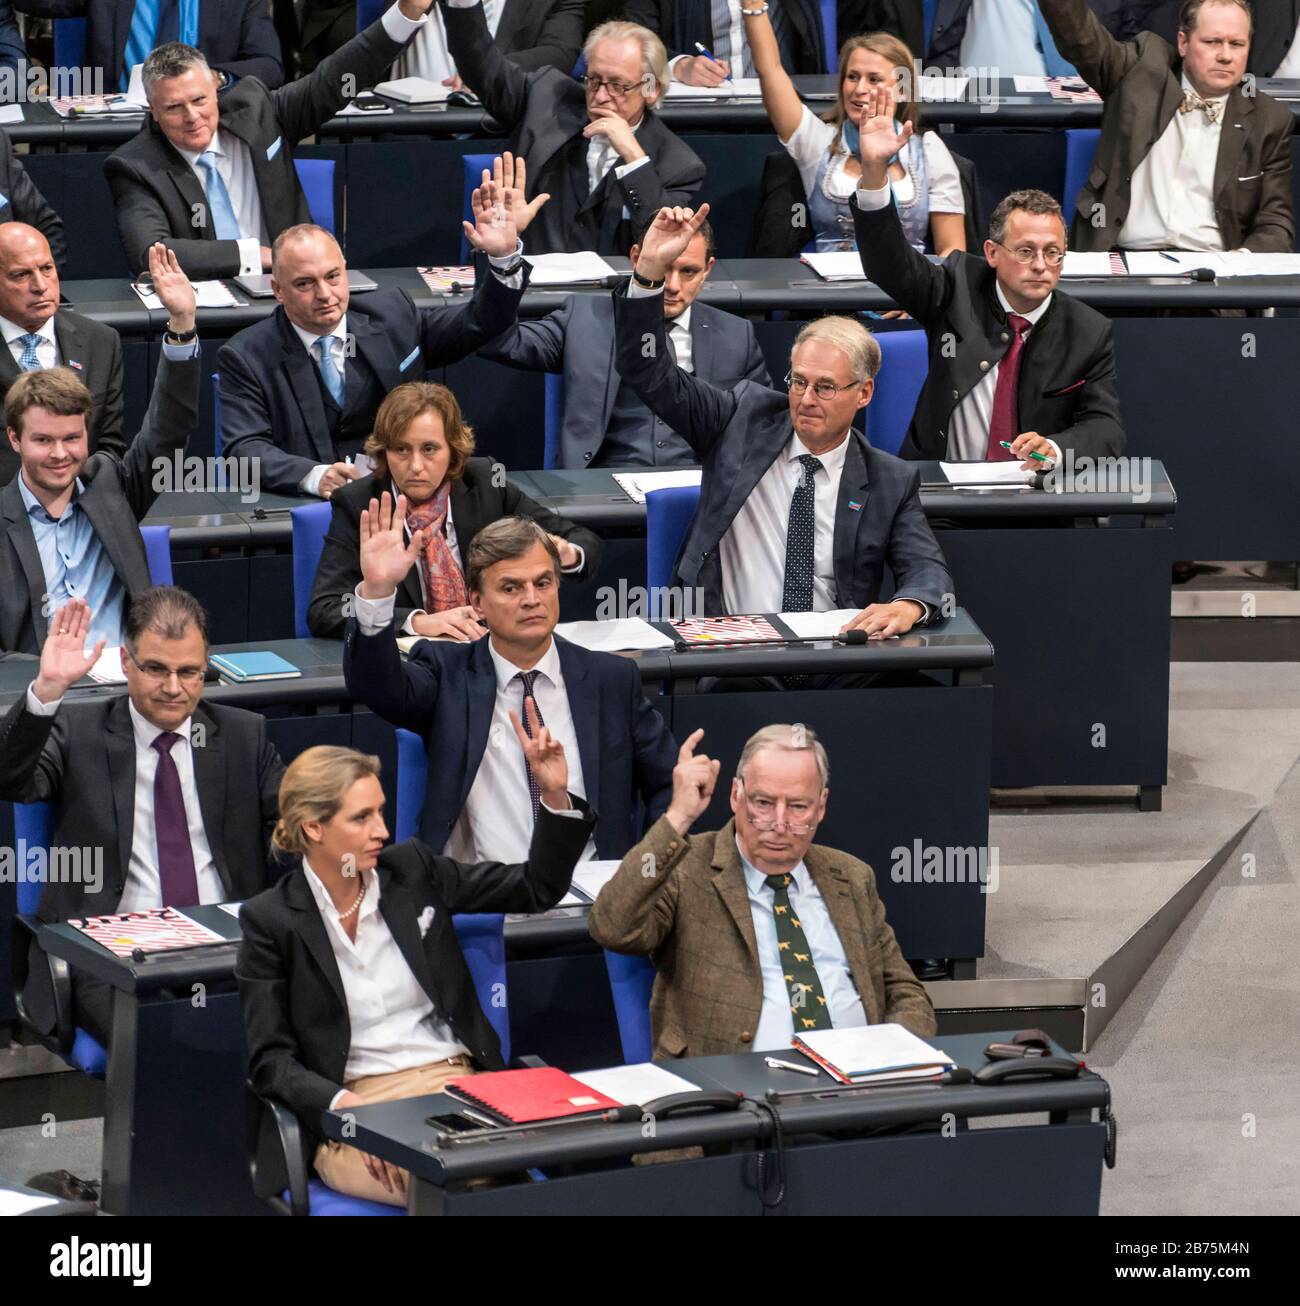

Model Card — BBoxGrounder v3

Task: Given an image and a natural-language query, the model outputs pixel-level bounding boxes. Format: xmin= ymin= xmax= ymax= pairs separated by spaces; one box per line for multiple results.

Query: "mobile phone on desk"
xmin=351 ymin=92 xmax=390 ymax=113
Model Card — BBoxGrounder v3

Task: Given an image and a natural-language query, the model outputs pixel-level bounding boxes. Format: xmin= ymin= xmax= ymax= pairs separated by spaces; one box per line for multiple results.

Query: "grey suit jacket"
xmin=480 ymin=295 xmax=771 ymax=467
xmin=104 ymin=17 xmax=409 ymax=277
xmin=0 ymin=349 xmax=199 ymax=654
xmin=0 ymin=309 xmax=125 ymax=487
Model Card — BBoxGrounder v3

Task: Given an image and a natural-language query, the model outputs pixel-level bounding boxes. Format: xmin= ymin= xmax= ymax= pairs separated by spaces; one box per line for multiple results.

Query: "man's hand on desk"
xmin=319 ymin=462 xmax=363 ymax=499
xmin=674 ymin=55 xmax=730 ymax=86
xmin=358 ymin=492 xmax=428 ymax=600
xmin=410 ymin=607 xmax=486 ymax=642
xmin=634 ymin=203 xmax=713 ymax=282
xmin=1007 ymin=431 xmax=1058 ymax=472
xmin=664 ymin=728 xmax=721 ymax=836
xmin=31 ymin=599 xmax=104 ymax=705
xmin=841 ymin=600 xmax=925 ymax=640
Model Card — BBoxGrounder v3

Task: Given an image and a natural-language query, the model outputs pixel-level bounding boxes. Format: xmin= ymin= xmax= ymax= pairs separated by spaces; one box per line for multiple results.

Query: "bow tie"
xmin=1179 ymin=91 xmax=1223 ymax=124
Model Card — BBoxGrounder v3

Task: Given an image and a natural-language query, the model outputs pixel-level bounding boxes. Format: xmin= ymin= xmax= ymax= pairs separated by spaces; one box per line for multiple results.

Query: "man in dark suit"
xmin=344 ymin=512 xmax=677 ymax=860
xmin=0 ymin=132 xmax=68 ymax=272
xmin=1041 ymin=0 xmax=1295 ymax=253
xmin=104 ymin=0 xmax=432 ymax=278
xmin=14 ymin=0 xmax=284 ymax=91
xmin=615 ymin=205 xmax=951 ymax=636
xmin=218 ymin=205 xmax=529 ymax=496
xmin=851 ymin=87 xmax=1124 ymax=465
xmin=1248 ymin=0 xmax=1300 ymax=76
xmin=481 ymin=215 xmax=770 ymax=468
xmin=442 ymin=0 xmax=705 ymax=255
xmin=1 ymin=243 xmax=199 ymax=655
xmin=0 ymin=587 xmax=285 ymax=1046
xmin=624 ymin=0 xmax=827 ymax=83
xmin=0 ymin=225 xmax=123 ymax=488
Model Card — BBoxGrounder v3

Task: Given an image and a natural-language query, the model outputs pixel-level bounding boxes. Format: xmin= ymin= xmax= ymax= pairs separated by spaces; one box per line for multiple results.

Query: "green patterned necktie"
xmin=764 ymin=873 xmax=832 ymax=1033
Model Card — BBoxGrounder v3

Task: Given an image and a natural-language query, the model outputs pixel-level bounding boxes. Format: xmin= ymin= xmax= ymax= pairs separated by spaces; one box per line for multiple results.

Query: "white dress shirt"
xmin=396 ymin=0 xmax=501 ymax=84
xmin=586 ymin=115 xmax=650 ymax=197
xmin=177 ymin=128 xmax=268 ymax=278
xmin=1275 ymin=18 xmax=1300 ymax=78
xmin=302 ymin=858 xmax=468 ymax=1096
xmin=1 ymin=315 xmax=58 ymax=371
xmin=739 ymin=843 xmax=867 ymax=1051
xmin=960 ymin=0 xmax=1047 ymax=77
xmin=25 ymin=686 xmax=226 ymax=913
xmin=665 ymin=307 xmax=694 ymax=373
xmin=1119 ymin=75 xmax=1228 ymax=251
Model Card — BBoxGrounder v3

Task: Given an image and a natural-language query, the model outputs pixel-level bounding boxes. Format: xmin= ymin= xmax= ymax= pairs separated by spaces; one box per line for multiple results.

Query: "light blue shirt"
xmin=739 ymin=840 xmax=867 ymax=1051
xmin=18 ymin=473 xmax=125 ymax=647
xmin=960 ymin=0 xmax=1047 ymax=77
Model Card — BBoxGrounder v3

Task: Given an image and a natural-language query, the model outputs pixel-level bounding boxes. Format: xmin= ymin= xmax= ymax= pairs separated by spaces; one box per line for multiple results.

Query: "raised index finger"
xmin=678 ymin=727 xmax=704 ymax=762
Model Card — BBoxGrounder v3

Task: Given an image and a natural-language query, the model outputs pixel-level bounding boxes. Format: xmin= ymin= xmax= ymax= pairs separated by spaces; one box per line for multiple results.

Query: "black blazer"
xmin=0 ymin=129 xmax=68 ymax=271
xmin=0 ymin=693 xmax=284 ymax=921
xmin=623 ymin=0 xmax=827 ymax=73
xmin=344 ymin=619 xmax=677 ymax=859
xmin=0 ymin=349 xmax=199 ymax=654
xmin=217 ymin=263 xmax=528 ymax=493
xmin=851 ymin=195 xmax=1126 ymax=462
xmin=236 ymin=802 xmax=596 ymax=1149
xmin=14 ymin=0 xmax=284 ymax=87
xmin=104 ymin=16 xmax=407 ymax=277
xmin=442 ymin=0 xmax=705 ymax=256
xmin=612 ymin=285 xmax=953 ymax=616
xmin=1250 ymin=0 xmax=1300 ymax=76
xmin=306 ymin=463 xmax=604 ymax=638
xmin=0 ymin=310 xmax=124 ymax=488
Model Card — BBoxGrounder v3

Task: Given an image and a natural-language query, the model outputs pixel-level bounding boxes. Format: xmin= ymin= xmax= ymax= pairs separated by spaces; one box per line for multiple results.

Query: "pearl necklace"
xmin=336 ymin=877 xmax=367 ymax=923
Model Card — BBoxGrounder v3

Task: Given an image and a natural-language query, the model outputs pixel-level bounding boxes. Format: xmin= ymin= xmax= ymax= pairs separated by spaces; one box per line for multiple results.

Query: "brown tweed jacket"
xmin=1040 ymin=0 xmax=1295 ymax=253
xmin=588 ymin=816 xmax=937 ymax=1059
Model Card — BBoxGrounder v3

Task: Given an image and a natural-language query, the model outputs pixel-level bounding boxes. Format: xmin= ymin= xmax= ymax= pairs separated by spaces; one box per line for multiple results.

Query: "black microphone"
xmin=835 ymin=629 xmax=869 ymax=645
xmin=1135 ymin=266 xmax=1216 ymax=281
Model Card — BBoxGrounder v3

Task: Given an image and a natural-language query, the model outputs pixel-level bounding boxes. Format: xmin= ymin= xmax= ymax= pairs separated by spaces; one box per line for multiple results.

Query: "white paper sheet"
xmin=1210 ymin=251 xmax=1300 ymax=278
xmin=778 ymin=609 xmax=861 ymax=640
xmin=568 ymin=859 xmax=623 ymax=903
xmin=799 ymin=250 xmax=868 ymax=281
xmin=522 ymin=251 xmax=618 ymax=285
xmin=1061 ymin=251 xmax=1119 ymax=278
xmin=88 ymin=645 xmax=127 ymax=683
xmin=665 ymin=77 xmax=763 ymax=99
xmin=0 ymin=1187 xmax=60 ymax=1215
xmin=919 ymin=75 xmax=969 ymax=102
xmin=218 ymin=902 xmax=242 ymax=917
xmin=0 ymin=104 xmax=24 ymax=124
xmin=571 ymin=1064 xmax=700 ymax=1106
xmin=132 ymin=280 xmax=242 ymax=309
xmin=939 ymin=461 xmax=1037 ymax=486
xmin=1012 ymin=76 xmax=1051 ymax=93
xmin=795 ymin=1023 xmax=954 ymax=1079
xmin=554 ymin=619 xmax=675 ymax=652
xmin=611 ymin=468 xmax=703 ymax=504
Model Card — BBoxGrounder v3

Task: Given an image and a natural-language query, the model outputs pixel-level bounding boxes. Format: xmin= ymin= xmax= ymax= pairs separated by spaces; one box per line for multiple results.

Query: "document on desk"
xmin=131 ymin=280 xmax=242 ymax=309
xmin=87 ymin=645 xmax=128 ymax=683
xmin=523 ymin=251 xmax=619 ymax=285
xmin=0 ymin=1187 xmax=60 ymax=1215
xmin=611 ymin=468 xmax=703 ymax=504
xmin=939 ymin=461 xmax=1037 ymax=487
xmin=553 ymin=619 xmax=675 ymax=652
xmin=0 ymin=104 xmax=24 ymax=124
xmin=572 ymin=1064 xmax=700 ymax=1106
xmin=779 ymin=609 xmax=861 ymax=640
xmin=665 ymin=78 xmax=763 ymax=99
xmin=799 ymin=251 xmax=869 ymax=281
xmin=1061 ymin=251 xmax=1122 ymax=278
xmin=793 ymin=1024 xmax=955 ymax=1085
xmin=919 ymin=75 xmax=969 ymax=102
xmin=567 ymin=859 xmax=623 ymax=903
xmin=71 ymin=907 xmax=225 ymax=958
xmin=1012 ymin=76 xmax=1051 ymax=93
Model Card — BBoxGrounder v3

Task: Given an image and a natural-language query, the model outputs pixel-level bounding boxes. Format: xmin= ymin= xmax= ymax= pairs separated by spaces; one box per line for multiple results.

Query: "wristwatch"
xmin=632 ymin=268 xmax=666 ymax=290
xmin=164 ymin=327 xmax=198 ymax=344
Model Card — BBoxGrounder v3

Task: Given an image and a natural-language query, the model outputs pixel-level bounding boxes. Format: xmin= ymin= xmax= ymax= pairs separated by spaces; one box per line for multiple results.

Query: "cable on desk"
xmin=744 ymin=1099 xmax=787 ymax=1212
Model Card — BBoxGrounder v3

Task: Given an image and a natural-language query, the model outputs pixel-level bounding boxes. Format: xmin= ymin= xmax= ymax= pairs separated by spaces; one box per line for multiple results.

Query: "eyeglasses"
xmin=125 ymin=649 xmax=206 ymax=684
xmin=785 ymin=372 xmax=862 ymax=401
xmin=581 ymin=75 xmax=643 ymax=98
xmin=738 ymin=782 xmax=820 ymax=834
xmin=994 ymin=241 xmax=1066 ymax=267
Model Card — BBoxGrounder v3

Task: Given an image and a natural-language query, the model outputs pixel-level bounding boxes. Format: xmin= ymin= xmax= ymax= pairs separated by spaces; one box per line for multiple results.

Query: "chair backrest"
xmin=1062 ymin=129 xmax=1101 ymax=228
xmin=54 ymin=19 xmax=87 ymax=71
xmin=459 ymin=154 xmax=498 ymax=262
xmin=13 ymin=803 xmax=55 ymax=915
xmin=394 ymin=727 xmax=427 ymax=843
xmin=290 ymin=502 xmax=333 ymax=639
xmin=542 ymin=373 xmax=564 ymax=469
xmin=645 ymin=485 xmax=702 ymax=593
xmin=819 ymin=0 xmax=838 ymax=71
xmin=355 ymin=0 xmax=386 ymax=32
xmin=452 ymin=914 xmax=510 ymax=1062
xmin=870 ymin=329 xmax=929 ymax=455
xmin=139 ymin=524 xmax=174 ymax=586
xmin=603 ymin=950 xmax=656 ymax=1064
xmin=211 ymin=370 xmax=225 ymax=469
xmin=293 ymin=158 xmax=337 ymax=236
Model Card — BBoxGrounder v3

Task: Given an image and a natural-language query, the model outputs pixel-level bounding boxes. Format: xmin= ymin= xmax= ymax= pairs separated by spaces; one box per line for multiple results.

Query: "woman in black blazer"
xmin=306 ymin=381 xmax=603 ymax=639
xmin=236 ymin=741 xmax=593 ymax=1205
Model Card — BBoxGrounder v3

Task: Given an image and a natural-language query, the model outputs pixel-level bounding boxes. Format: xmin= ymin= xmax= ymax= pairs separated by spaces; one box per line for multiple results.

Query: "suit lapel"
xmin=494 ymin=0 xmax=522 ymax=46
xmin=376 ymin=864 xmax=445 ymax=1012
xmin=714 ymin=422 xmax=790 ymax=543
xmin=188 ymin=706 xmax=229 ymax=894
xmin=221 ymin=111 xmax=292 ymax=238
xmin=710 ymin=826 xmax=760 ymax=966
xmin=464 ymin=637 xmax=498 ymax=811
xmin=285 ymin=871 xmax=347 ymax=1016
xmin=2 ymin=479 xmax=53 ymax=647
xmin=0 ymin=338 xmax=19 ymax=387
xmin=555 ymin=638 xmax=599 ymax=799
xmin=689 ymin=310 xmax=713 ymax=381
xmin=599 ymin=330 xmax=620 ymax=434
xmin=104 ymin=699 xmax=137 ymax=894
xmin=831 ymin=434 xmax=871 ymax=607
xmin=53 ymin=315 xmax=85 ymax=374
xmin=277 ymin=311 xmax=334 ymax=462
xmin=166 ymin=158 xmax=215 ymax=244
xmin=350 ymin=313 xmax=402 ymax=398
xmin=803 ymin=851 xmax=880 ymax=1022
xmin=77 ymin=481 xmax=150 ymax=596
xmin=1213 ymin=88 xmax=1253 ymax=207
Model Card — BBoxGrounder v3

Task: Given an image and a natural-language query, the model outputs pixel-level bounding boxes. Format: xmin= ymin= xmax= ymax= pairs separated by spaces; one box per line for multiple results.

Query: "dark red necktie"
xmin=152 ymin=732 xmax=200 ymax=908
xmin=986 ymin=313 xmax=1031 ymax=461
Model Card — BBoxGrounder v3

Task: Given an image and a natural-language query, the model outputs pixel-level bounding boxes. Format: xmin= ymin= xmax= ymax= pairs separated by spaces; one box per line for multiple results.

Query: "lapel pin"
xmin=847 ymin=500 xmax=863 ymax=512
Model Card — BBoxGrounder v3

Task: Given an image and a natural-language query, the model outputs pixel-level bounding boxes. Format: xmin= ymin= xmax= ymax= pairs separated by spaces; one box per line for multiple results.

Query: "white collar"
xmin=177 ymin=127 xmax=230 ymax=167
xmin=667 ymin=304 xmax=692 ymax=334
xmin=0 ymin=314 xmax=56 ymax=347
xmin=487 ymin=634 xmax=562 ymax=694
xmin=128 ymin=698 xmax=194 ymax=753
xmin=290 ymin=312 xmax=348 ymax=355
xmin=301 ymin=855 xmax=380 ymax=920
xmin=995 ymin=281 xmax=1052 ymax=327
xmin=784 ymin=428 xmax=851 ymax=476
xmin=1179 ymin=72 xmax=1230 ymax=107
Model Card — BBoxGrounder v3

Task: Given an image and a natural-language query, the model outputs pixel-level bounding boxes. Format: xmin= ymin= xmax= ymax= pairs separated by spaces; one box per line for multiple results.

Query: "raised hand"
xmin=489 ymin=152 xmax=551 ymax=236
xmin=666 ymin=728 xmax=720 ymax=835
xmin=509 ymin=697 xmax=570 ymax=808
xmin=634 ymin=203 xmax=712 ymax=281
xmin=148 ymin=242 xmax=196 ymax=334
xmin=463 ymin=175 xmax=519 ymax=260
xmin=857 ymin=82 xmax=911 ymax=186
xmin=32 ymin=599 xmax=105 ymax=705
xmin=358 ymin=493 xmax=427 ymax=600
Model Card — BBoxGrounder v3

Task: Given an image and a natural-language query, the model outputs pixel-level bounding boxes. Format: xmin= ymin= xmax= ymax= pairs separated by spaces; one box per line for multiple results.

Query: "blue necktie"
xmin=122 ymin=0 xmax=163 ymax=92
xmin=315 ymin=336 xmax=345 ymax=405
xmin=17 ymin=334 xmax=44 ymax=371
xmin=196 ymin=150 xmax=242 ymax=241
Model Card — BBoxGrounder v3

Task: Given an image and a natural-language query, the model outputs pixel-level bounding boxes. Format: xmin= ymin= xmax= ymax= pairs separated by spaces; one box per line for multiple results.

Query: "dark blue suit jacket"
xmin=15 ymin=0 xmax=284 ymax=86
xmin=613 ymin=286 xmax=953 ymax=617
xmin=343 ymin=620 xmax=678 ymax=859
xmin=623 ymin=0 xmax=826 ymax=73
xmin=0 ymin=1 xmax=24 ymax=75
xmin=480 ymin=295 xmax=771 ymax=468
xmin=218 ymin=260 xmax=527 ymax=492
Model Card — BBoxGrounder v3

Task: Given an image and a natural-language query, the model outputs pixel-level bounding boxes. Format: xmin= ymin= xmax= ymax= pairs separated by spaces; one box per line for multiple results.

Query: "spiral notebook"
xmin=444 ymin=1067 xmax=621 ymax=1124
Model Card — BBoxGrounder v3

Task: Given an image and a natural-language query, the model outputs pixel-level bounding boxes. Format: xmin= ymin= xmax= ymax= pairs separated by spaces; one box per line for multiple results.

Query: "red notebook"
xmin=445 ymin=1067 xmax=621 ymax=1124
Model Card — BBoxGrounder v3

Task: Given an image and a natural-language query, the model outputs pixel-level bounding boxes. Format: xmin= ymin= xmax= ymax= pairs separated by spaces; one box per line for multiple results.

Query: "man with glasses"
xmin=590 ymin=723 xmax=937 ymax=1057
xmin=615 ymin=203 xmax=950 ymax=640
xmin=0 ymin=587 xmax=285 ymax=1047
xmin=441 ymin=2 xmax=705 ymax=255
xmin=851 ymin=85 xmax=1125 ymax=466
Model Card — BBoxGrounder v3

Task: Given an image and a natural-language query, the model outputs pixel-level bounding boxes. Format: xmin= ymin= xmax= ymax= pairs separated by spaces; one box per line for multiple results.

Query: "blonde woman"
xmin=747 ymin=7 xmax=965 ymax=253
xmin=236 ymin=743 xmax=592 ymax=1206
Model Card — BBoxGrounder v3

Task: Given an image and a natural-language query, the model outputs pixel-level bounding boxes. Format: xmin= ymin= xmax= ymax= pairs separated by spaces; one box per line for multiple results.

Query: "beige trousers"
xmin=314 ymin=1056 xmax=476 ymax=1208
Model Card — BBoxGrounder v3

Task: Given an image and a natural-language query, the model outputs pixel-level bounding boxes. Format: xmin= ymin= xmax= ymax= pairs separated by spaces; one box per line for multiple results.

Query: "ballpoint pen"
xmin=693 ymin=41 xmax=733 ymax=82
xmin=765 ymin=1056 xmax=820 ymax=1077
xmin=999 ymin=441 xmax=1049 ymax=462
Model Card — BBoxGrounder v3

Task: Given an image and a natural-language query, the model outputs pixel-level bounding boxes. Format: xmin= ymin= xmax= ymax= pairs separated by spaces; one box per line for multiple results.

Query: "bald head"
xmin=0 ymin=224 xmax=60 ymax=333
xmin=270 ymin=225 xmax=349 ymax=336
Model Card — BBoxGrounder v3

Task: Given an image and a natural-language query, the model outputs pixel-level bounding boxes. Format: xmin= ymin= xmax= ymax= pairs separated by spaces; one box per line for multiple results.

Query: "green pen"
xmin=999 ymin=441 xmax=1049 ymax=462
